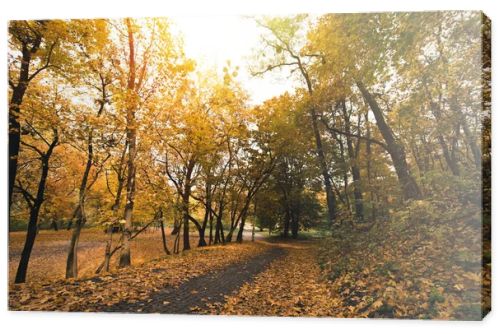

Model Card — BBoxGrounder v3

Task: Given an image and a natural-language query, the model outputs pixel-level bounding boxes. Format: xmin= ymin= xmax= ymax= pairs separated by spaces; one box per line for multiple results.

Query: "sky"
xmin=170 ymin=15 xmax=294 ymax=105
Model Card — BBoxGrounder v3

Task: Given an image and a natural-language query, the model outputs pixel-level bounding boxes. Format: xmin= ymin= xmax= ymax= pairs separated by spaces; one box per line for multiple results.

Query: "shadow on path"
xmin=98 ymin=246 xmax=286 ymax=314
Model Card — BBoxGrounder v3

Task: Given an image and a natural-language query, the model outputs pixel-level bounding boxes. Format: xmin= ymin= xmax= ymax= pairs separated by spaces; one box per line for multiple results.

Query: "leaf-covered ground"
xmin=317 ymin=211 xmax=490 ymax=320
xmin=99 ymin=246 xmax=286 ymax=314
xmin=9 ymin=218 xmax=490 ymax=319
xmin=8 ymin=228 xmax=199 ymax=283
xmin=9 ymin=241 xmax=271 ymax=311
xmin=206 ymin=240 xmax=341 ymax=317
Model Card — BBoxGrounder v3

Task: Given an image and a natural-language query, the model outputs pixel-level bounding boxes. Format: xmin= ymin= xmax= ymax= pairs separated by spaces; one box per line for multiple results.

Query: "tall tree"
xmin=13 ymin=83 xmax=65 ymax=283
xmin=8 ymin=20 xmax=63 ymax=208
xmin=65 ymin=19 xmax=113 ymax=278
xmin=253 ymin=16 xmax=337 ymax=225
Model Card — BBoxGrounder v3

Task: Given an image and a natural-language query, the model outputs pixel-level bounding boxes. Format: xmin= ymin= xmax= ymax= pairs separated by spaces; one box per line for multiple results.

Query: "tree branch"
xmin=27 ymin=40 xmax=58 ymax=82
xmin=321 ymin=117 xmax=388 ymax=150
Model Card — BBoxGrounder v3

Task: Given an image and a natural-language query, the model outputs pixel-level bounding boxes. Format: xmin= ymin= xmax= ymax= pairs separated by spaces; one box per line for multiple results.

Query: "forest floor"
xmin=9 ymin=238 xmax=340 ymax=315
xmin=9 ymin=217 xmax=490 ymax=319
xmin=9 ymin=240 xmax=274 ymax=311
xmin=9 ymin=228 xmax=202 ymax=283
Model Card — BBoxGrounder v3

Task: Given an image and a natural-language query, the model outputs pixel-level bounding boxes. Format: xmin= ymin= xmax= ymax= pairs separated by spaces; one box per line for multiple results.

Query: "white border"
xmin=1 ymin=1 xmax=498 ymax=333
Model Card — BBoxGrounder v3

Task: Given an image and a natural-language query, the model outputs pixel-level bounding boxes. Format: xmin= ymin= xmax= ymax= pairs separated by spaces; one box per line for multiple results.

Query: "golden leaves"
xmin=9 ymin=237 xmax=269 ymax=311
xmin=206 ymin=241 xmax=341 ymax=317
xmin=317 ymin=212 xmax=486 ymax=320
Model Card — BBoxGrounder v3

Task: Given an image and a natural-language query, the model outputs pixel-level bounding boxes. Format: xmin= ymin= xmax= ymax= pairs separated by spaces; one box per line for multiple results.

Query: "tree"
xmin=65 ymin=19 xmax=113 ymax=278
xmin=13 ymin=82 xmax=66 ymax=283
xmin=8 ymin=20 xmax=66 ymax=208
xmin=253 ymin=15 xmax=337 ymax=226
xmin=112 ymin=17 xmax=186 ymax=265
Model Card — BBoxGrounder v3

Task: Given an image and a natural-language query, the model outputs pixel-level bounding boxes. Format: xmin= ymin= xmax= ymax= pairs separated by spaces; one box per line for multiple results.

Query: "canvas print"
xmin=8 ymin=11 xmax=490 ymax=320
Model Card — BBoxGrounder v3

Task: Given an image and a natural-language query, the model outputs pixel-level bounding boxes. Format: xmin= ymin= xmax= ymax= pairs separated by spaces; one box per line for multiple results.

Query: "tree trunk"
xmin=438 ymin=135 xmax=460 ymax=176
xmin=182 ymin=193 xmax=190 ymax=251
xmin=159 ymin=209 xmax=171 ymax=255
xmin=341 ymin=100 xmax=364 ymax=221
xmin=197 ymin=182 xmax=211 ymax=247
xmin=225 ymin=228 xmax=234 ymax=243
xmin=283 ymin=208 xmax=290 ymax=238
xmin=119 ymin=18 xmax=138 ymax=268
xmin=111 ymin=142 xmax=128 ymax=211
xmin=66 ymin=214 xmax=84 ymax=278
xmin=171 ymin=217 xmax=180 ymax=235
xmin=181 ymin=191 xmax=192 ymax=250
xmin=15 ymin=203 xmax=40 ymax=283
xmin=197 ymin=228 xmax=207 ymax=247
xmin=310 ymin=107 xmax=337 ymax=224
xmin=365 ymin=112 xmax=377 ymax=222
xmin=357 ymin=81 xmax=422 ymax=200
xmin=15 ymin=135 xmax=58 ymax=283
xmin=214 ymin=203 xmax=225 ymax=245
xmin=295 ymin=57 xmax=337 ymax=225
xmin=103 ymin=229 xmax=113 ymax=272
xmin=430 ymin=102 xmax=460 ymax=176
xmin=66 ymin=133 xmax=94 ymax=278
xmin=232 ymin=190 xmax=256 ymax=243
xmin=9 ymin=35 xmax=43 ymax=209
xmin=208 ymin=211 xmax=214 ymax=245
xmin=291 ymin=209 xmax=299 ymax=239
xmin=173 ymin=224 xmax=180 ymax=254
xmin=236 ymin=209 xmax=249 ymax=243
xmin=181 ymin=160 xmax=195 ymax=251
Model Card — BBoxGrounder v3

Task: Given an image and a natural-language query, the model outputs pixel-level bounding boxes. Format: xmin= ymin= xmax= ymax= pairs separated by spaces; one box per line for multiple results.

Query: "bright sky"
xmin=170 ymin=15 xmax=293 ymax=105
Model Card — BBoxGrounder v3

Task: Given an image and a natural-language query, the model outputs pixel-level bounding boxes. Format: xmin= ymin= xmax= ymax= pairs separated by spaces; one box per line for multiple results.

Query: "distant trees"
xmin=250 ymin=94 xmax=322 ymax=238
xmin=252 ymin=16 xmax=338 ymax=227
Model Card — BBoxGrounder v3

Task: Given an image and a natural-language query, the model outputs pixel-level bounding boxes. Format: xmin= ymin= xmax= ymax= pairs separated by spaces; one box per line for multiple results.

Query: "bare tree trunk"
xmin=357 ymin=81 xmax=422 ymax=200
xmin=335 ymin=134 xmax=351 ymax=210
xmin=430 ymin=102 xmax=460 ymax=176
xmin=66 ymin=126 xmax=96 ymax=278
xmin=103 ymin=229 xmax=113 ymax=272
xmin=251 ymin=200 xmax=257 ymax=241
xmin=182 ymin=209 xmax=190 ymax=249
xmin=15 ymin=132 xmax=58 ymax=283
xmin=173 ymin=223 xmax=180 ymax=254
xmin=208 ymin=210 xmax=214 ymax=245
xmin=236 ymin=208 xmax=249 ymax=243
xmin=341 ymin=100 xmax=364 ymax=221
xmin=196 ymin=181 xmax=211 ymax=247
xmin=9 ymin=29 xmax=43 ymax=209
xmin=365 ymin=112 xmax=377 ymax=222
xmin=182 ymin=160 xmax=195 ymax=251
xmin=66 ymin=214 xmax=84 ymax=278
xmin=119 ymin=18 xmax=138 ymax=268
xmin=291 ymin=208 xmax=300 ymax=239
xmin=159 ymin=209 xmax=171 ymax=255
xmin=295 ymin=58 xmax=336 ymax=225
xmin=283 ymin=207 xmax=290 ymax=238
xmin=310 ymin=106 xmax=337 ymax=225
xmin=214 ymin=202 xmax=225 ymax=245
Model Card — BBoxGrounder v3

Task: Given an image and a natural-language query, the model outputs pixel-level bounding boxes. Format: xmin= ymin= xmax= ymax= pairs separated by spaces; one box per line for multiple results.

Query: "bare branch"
xmin=27 ymin=40 xmax=58 ymax=82
xmin=20 ymin=140 xmax=44 ymax=156
xmin=321 ymin=117 xmax=388 ymax=150
xmin=251 ymin=62 xmax=299 ymax=76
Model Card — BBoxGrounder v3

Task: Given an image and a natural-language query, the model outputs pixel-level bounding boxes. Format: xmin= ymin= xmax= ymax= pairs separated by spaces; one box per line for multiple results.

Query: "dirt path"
xmin=212 ymin=241 xmax=341 ymax=317
xmin=10 ymin=242 xmax=274 ymax=311
xmin=96 ymin=246 xmax=286 ymax=314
